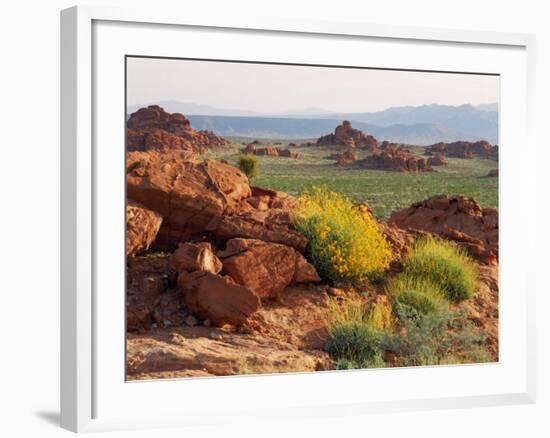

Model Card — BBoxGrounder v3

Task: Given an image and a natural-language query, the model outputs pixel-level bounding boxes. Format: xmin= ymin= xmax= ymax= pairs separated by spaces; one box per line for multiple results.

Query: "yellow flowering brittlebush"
xmin=294 ymin=187 xmax=394 ymax=283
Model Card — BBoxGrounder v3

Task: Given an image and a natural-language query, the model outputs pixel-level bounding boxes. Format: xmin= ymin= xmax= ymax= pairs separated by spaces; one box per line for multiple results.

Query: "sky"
xmin=126 ymin=57 xmax=499 ymax=114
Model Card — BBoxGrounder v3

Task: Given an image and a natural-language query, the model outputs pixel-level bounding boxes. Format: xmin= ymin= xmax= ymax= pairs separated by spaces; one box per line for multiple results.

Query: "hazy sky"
xmin=126 ymin=57 xmax=499 ymax=114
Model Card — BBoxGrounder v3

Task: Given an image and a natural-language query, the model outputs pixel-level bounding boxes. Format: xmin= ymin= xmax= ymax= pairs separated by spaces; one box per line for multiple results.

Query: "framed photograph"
xmin=61 ymin=5 xmax=536 ymax=433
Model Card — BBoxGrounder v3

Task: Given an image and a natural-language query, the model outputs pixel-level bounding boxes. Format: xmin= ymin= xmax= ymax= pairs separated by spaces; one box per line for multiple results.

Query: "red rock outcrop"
xmin=242 ymin=143 xmax=299 ymax=158
xmin=126 ymin=150 xmax=307 ymax=252
xmin=427 ymin=154 xmax=448 ymax=166
xmin=125 ymin=150 xmax=320 ymax=329
xmin=425 ymin=141 xmax=498 ymax=160
xmin=363 ymin=135 xmax=380 ymax=151
xmin=178 ymin=270 xmax=260 ymax=327
xmin=328 ymin=147 xmax=358 ymax=166
xmin=127 ymin=105 xmax=229 ymax=153
xmin=316 ymin=120 xmax=379 ymax=150
xmin=389 ymin=195 xmax=498 ymax=264
xmin=219 ymin=238 xmax=320 ymax=299
xmin=205 ymin=210 xmax=308 ymax=253
xmin=202 ymin=186 xmax=307 ymax=253
xmin=127 ymin=150 xmax=251 ymax=246
xmin=359 ymin=143 xmax=433 ymax=172
xmin=126 ymin=202 xmax=163 ymax=256
xmin=128 ymin=105 xmax=190 ymax=133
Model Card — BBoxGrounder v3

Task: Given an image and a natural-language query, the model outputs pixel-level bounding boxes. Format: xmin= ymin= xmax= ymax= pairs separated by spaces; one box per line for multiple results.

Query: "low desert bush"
xmin=367 ymin=296 xmax=395 ymax=331
xmin=325 ymin=296 xmax=367 ymax=329
xmin=238 ymin=154 xmax=259 ymax=179
xmin=325 ymin=297 xmax=389 ymax=368
xmin=294 ymin=187 xmax=394 ymax=283
xmin=386 ymin=275 xmax=449 ymax=319
xmin=335 ymin=358 xmax=359 ymax=370
xmin=402 ymin=237 xmax=478 ymax=302
xmin=385 ymin=305 xmax=489 ymax=366
xmin=326 ymin=321 xmax=384 ymax=368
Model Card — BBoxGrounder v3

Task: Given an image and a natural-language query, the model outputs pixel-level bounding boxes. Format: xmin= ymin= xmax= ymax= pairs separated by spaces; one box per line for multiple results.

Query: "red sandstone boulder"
xmin=169 ymin=242 xmax=222 ymax=274
xmin=127 ymin=151 xmax=251 ymax=246
xmin=377 ymin=222 xmax=416 ymax=258
xmin=293 ymin=253 xmax=322 ymax=284
xmin=178 ymin=271 xmax=260 ymax=327
xmin=441 ymin=226 xmax=496 ymax=265
xmin=389 ymin=195 xmax=498 ymax=264
xmin=205 ymin=187 xmax=308 ymax=253
xmin=427 ymin=154 xmax=448 ymax=166
xmin=218 ymin=238 xmax=320 ymax=299
xmin=205 ymin=211 xmax=308 ymax=253
xmin=220 ymin=239 xmax=296 ymax=299
xmin=278 ymin=148 xmax=299 ymax=158
xmin=364 ymin=135 xmax=379 ymax=151
xmin=328 ymin=147 xmax=357 ymax=166
xmin=126 ymin=202 xmax=163 ymax=256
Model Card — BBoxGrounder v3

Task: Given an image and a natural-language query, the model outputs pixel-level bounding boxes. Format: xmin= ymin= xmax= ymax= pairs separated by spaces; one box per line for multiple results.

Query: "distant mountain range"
xmin=127 ymin=102 xmax=498 ymax=145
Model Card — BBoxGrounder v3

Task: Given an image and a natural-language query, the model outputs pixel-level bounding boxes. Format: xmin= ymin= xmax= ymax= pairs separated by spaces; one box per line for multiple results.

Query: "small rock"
xmin=185 ymin=315 xmax=198 ymax=326
xmin=203 ymin=319 xmax=211 ymax=327
xmin=170 ymin=335 xmax=185 ymax=346
xmin=163 ymin=319 xmax=173 ymax=327
xmin=327 ymin=287 xmax=345 ymax=298
xmin=169 ymin=242 xmax=223 ymax=275
xmin=209 ymin=331 xmax=223 ymax=340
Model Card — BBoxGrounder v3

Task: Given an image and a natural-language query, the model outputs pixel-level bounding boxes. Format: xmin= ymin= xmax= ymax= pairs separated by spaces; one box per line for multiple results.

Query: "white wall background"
xmin=0 ymin=1 xmax=547 ymax=437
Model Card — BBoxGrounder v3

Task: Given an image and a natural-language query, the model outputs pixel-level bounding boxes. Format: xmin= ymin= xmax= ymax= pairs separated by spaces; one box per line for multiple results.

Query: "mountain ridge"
xmin=127 ymin=102 xmax=498 ymax=145
xmin=186 ymin=114 xmax=497 ymax=145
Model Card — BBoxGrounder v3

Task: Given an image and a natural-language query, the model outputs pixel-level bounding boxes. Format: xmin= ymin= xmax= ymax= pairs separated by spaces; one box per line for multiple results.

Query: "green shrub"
xmin=386 ymin=275 xmax=448 ymax=318
xmin=335 ymin=358 xmax=360 ymax=370
xmin=382 ymin=277 xmax=490 ymax=367
xmin=384 ymin=306 xmax=489 ymax=366
xmin=238 ymin=154 xmax=259 ymax=179
xmin=402 ymin=237 xmax=478 ymax=302
xmin=324 ymin=296 xmax=387 ymax=367
xmin=395 ymin=290 xmax=441 ymax=317
xmin=294 ymin=187 xmax=394 ymax=283
xmin=326 ymin=321 xmax=384 ymax=367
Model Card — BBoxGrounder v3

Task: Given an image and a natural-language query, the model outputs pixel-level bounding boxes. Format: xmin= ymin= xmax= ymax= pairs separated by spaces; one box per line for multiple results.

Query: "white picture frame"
xmin=60 ymin=4 xmax=536 ymax=433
